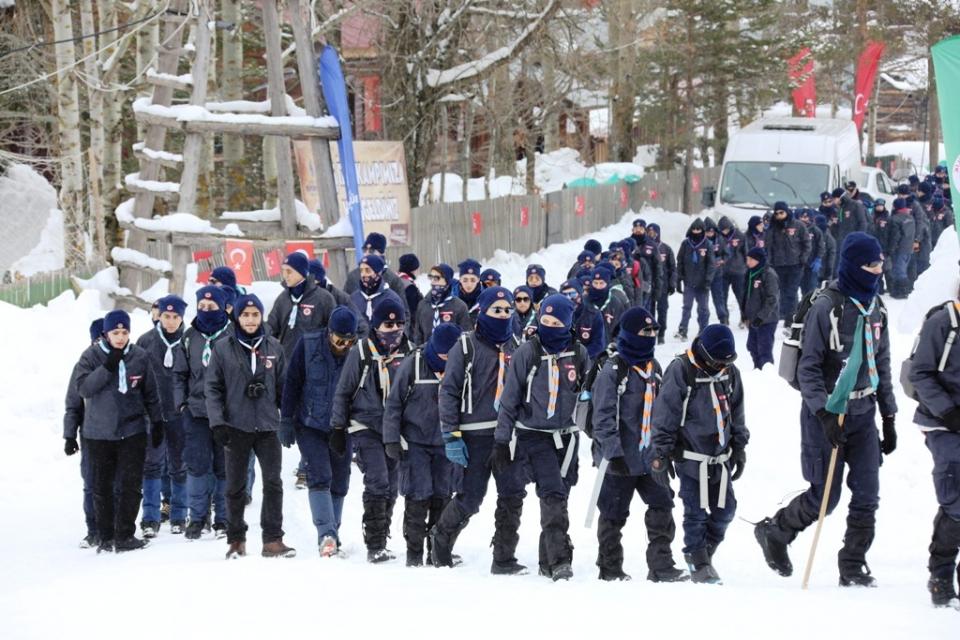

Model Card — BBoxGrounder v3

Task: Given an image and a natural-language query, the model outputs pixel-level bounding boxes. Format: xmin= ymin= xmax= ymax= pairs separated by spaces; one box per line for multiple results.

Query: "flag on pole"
xmin=853 ymin=41 xmax=885 ymax=133
xmin=788 ymin=48 xmax=816 ymax=118
xmin=931 ymin=35 xmax=960 ymax=247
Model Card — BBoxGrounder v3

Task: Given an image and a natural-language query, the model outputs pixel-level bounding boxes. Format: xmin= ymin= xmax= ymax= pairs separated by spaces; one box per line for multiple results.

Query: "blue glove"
xmin=810 ymin=258 xmax=822 ymax=275
xmin=278 ymin=418 xmax=296 ymax=448
xmin=443 ymin=432 xmax=468 ymax=467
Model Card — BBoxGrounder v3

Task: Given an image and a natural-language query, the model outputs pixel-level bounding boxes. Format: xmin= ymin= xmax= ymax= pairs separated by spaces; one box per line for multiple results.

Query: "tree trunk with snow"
xmin=927 ymin=54 xmax=940 ymax=170
xmin=99 ymin=1 xmax=123 ymax=241
xmin=135 ymin=7 xmax=159 ymax=141
xmin=221 ymin=0 xmax=246 ymax=210
xmin=79 ymin=0 xmax=106 ymax=261
xmin=461 ymin=100 xmax=474 ymax=202
xmin=608 ymin=0 xmax=638 ymax=163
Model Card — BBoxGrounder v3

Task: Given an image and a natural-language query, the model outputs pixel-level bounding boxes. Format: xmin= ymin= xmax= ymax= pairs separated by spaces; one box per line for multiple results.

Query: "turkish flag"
xmin=648 ymin=189 xmax=659 ymax=201
xmin=575 ymin=195 xmax=586 ymax=217
xmin=224 ymin=239 xmax=254 ymax=285
xmin=471 ymin=211 xmax=483 ymax=235
xmin=284 ymin=241 xmax=315 ymax=260
xmin=692 ymin=173 xmax=702 ymax=194
xmin=854 ymin=41 xmax=885 ymax=132
xmin=520 ymin=205 xmax=530 ymax=227
xmin=788 ymin=48 xmax=817 ymax=118
xmin=193 ymin=249 xmax=213 ymax=284
xmin=619 ymin=186 xmax=629 ymax=208
xmin=263 ymin=249 xmax=283 ymax=278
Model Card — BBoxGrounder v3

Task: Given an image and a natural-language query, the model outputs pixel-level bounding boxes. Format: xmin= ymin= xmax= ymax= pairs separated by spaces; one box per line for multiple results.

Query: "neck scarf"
xmin=686 ymin=350 xmax=728 ymax=447
xmin=634 ymin=362 xmax=656 ymax=449
xmin=431 ymin=293 xmax=452 ymax=328
xmin=287 ymin=284 xmax=307 ymax=330
xmin=156 ymin=323 xmax=182 ymax=368
xmin=238 ymin=332 xmax=264 ymax=373
xmin=826 ymin=298 xmax=879 ymax=414
xmin=200 ymin=322 xmax=230 ymax=367
xmin=99 ymin=339 xmax=130 ymax=393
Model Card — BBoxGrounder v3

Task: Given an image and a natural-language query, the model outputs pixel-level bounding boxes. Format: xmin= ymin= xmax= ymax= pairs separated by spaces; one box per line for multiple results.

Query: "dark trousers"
xmin=80 ymin=443 xmax=96 ymax=536
xmin=85 ymin=433 xmax=147 ymax=543
xmin=598 ymin=472 xmax=677 ymax=571
xmin=678 ymin=470 xmax=737 ymax=555
xmin=709 ymin=274 xmax=728 ymax=323
xmin=925 ymin=431 xmax=960 ymax=578
xmin=183 ymin=411 xmax=226 ymax=524
xmin=296 ymin=426 xmax=351 ymax=496
xmin=678 ymin=286 xmax=710 ymax=336
xmin=723 ymin=272 xmax=746 ymax=320
xmin=224 ymin=428 xmax=284 ymax=544
xmin=400 ymin=442 xmax=454 ymax=501
xmin=143 ymin=414 xmax=186 ymax=523
xmin=746 ymin=321 xmax=777 ymax=369
xmin=598 ymin=472 xmax=674 ymax=519
xmin=774 ymin=265 xmax=802 ymax=322
xmin=453 ymin=432 xmax=527 ymax=516
xmin=652 ymin=291 xmax=669 ymax=339
xmin=353 ymin=430 xmax=399 ymax=500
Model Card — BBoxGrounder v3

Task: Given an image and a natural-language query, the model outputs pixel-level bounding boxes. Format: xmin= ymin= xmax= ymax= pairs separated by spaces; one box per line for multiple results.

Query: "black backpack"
xmin=900 ymin=301 xmax=959 ymax=400
xmin=577 ymin=347 xmax=660 ymax=438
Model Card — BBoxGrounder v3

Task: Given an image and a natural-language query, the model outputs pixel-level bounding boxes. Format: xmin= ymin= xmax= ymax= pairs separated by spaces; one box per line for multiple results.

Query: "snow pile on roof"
xmin=133 ymin=142 xmax=183 ymax=164
xmin=10 ymin=208 xmax=65 ymax=277
xmin=221 ymin=199 xmax=323 ymax=232
xmin=109 ymin=247 xmax=172 ymax=273
xmin=320 ymin=214 xmax=355 ymax=238
xmin=875 ymin=140 xmax=946 ymax=175
xmin=125 ymin=172 xmax=180 ymax=193
xmin=880 ymin=55 xmax=928 ymax=92
xmin=135 ymin=213 xmax=243 ymax=237
xmin=761 ymin=102 xmax=853 ymax=120
xmin=0 ymin=164 xmax=60 ymax=274
xmin=132 ymin=97 xmax=337 ymax=129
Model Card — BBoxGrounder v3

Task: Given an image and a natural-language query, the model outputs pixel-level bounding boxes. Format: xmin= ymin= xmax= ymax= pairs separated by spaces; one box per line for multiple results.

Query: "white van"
xmin=704 ymin=117 xmax=863 ymax=226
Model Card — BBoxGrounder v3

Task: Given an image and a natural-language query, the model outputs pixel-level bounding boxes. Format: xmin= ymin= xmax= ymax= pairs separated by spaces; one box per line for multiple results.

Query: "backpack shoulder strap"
xmin=353 ymin=340 xmax=374 ymax=400
xmin=524 ymin=336 xmax=544 ymax=403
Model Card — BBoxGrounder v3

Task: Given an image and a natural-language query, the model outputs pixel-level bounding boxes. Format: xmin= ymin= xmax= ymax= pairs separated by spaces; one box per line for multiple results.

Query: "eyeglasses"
xmin=515 ymin=296 xmax=530 ymax=303
xmin=331 ymin=334 xmax=357 ymax=348
xmin=562 ymin=291 xmax=579 ymax=300
xmin=488 ymin=306 xmax=513 ymax=316
xmin=379 ymin=322 xmax=405 ymax=330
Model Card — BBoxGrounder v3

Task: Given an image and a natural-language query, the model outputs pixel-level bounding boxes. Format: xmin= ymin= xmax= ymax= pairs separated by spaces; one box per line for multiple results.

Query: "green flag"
xmin=825 ymin=315 xmax=865 ymax=415
xmin=931 ymin=35 xmax=960 ymax=245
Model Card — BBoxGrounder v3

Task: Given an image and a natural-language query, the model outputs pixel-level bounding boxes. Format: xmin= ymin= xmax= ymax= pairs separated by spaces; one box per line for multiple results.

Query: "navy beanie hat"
xmin=103 ymin=309 xmax=131 ymax=334
xmin=513 ymin=285 xmax=533 ymax=301
xmin=361 ymin=254 xmax=386 ymax=274
xmin=747 ymin=215 xmax=762 ymax=231
xmin=698 ymin=324 xmax=736 ymax=363
xmin=594 ymin=263 xmax=615 ymax=282
xmin=158 ymin=295 xmax=187 ymax=318
xmin=747 ymin=247 xmax=766 ymax=268
xmin=233 ymin=293 xmax=264 ymax=318
xmin=89 ymin=318 xmax=104 ymax=342
xmin=648 ymin=223 xmax=661 ymax=237
xmin=908 ymin=175 xmax=920 ymax=185
xmin=308 ymin=259 xmax=326 ymax=283
xmin=196 ymin=285 xmax=227 ymax=309
xmin=432 ymin=263 xmax=454 ymax=284
xmin=840 ymin=231 xmax=882 ymax=268
xmin=893 ymin=197 xmax=909 ymax=211
xmin=897 ymin=184 xmax=910 ymax=195
xmin=773 ymin=200 xmax=790 ymax=212
xmin=210 ymin=266 xmax=237 ymax=289
xmin=398 ymin=253 xmax=420 ymax=275
xmin=539 ymin=294 xmax=575 ymax=328
xmin=577 ymin=250 xmax=596 ymax=263
xmin=220 ymin=285 xmax=238 ymax=309
xmin=919 ymin=181 xmax=934 ymax=195
xmin=283 ymin=252 xmax=309 ymax=278
xmin=633 ymin=218 xmax=647 ymax=229
xmin=480 ymin=268 xmax=502 ymax=285
xmin=429 ymin=322 xmax=463 ymax=355
xmin=459 ymin=259 xmax=482 ymax=277
xmin=479 ymin=286 xmax=513 ymax=313
xmin=620 ymin=306 xmax=658 ymax=333
xmin=527 ymin=264 xmax=546 ymax=280
xmin=560 ymin=278 xmax=583 ymax=295
xmin=584 ymin=239 xmax=603 ymax=255
xmin=831 ymin=187 xmax=845 ymax=199
xmin=814 ymin=214 xmax=828 ymax=231
xmin=820 ymin=191 xmax=832 ymax=202
xmin=371 ymin=297 xmax=406 ymax=328
xmin=329 ymin=306 xmax=359 ymax=336
xmin=363 ymin=232 xmax=387 ymax=255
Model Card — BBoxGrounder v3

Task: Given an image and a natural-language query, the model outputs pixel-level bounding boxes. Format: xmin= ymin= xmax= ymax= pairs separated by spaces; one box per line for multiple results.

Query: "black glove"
xmin=816 ymin=409 xmax=846 ymax=447
xmin=103 ymin=347 xmax=124 ymax=373
xmin=385 ymin=442 xmax=403 ymax=461
xmin=650 ymin=456 xmax=675 ymax=489
xmin=329 ymin=428 xmax=347 ymax=457
xmin=489 ymin=442 xmax=513 ymax=474
xmin=751 ymin=318 xmax=764 ymax=328
xmin=64 ymin=437 xmax=79 ymax=456
xmin=731 ymin=447 xmax=746 ymax=481
xmin=151 ymin=421 xmax=165 ymax=448
xmin=942 ymin=406 xmax=960 ymax=433
xmin=880 ymin=415 xmax=897 ymax=455
xmin=608 ymin=456 xmax=631 ymax=475
xmin=212 ymin=424 xmax=231 ymax=448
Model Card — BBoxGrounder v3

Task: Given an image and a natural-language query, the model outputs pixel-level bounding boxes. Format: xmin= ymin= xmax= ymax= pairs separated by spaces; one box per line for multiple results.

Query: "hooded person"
xmin=560 ymin=278 xmax=606 ymax=359
xmin=512 ymin=285 xmax=537 ymax=340
xmin=833 ymin=186 xmax=869 ymax=249
xmin=746 ymin=215 xmax=766 ymax=251
xmin=383 ymin=322 xmax=464 ymax=567
xmin=764 ymin=202 xmax=811 ymax=326
xmin=266 ymin=252 xmax=336 ymax=358
xmin=742 ymin=248 xmax=779 ymax=369
xmin=454 ymin=259 xmax=484 ymax=319
xmin=755 ymin=232 xmax=897 ymax=588
xmin=674 ymin=218 xmax=716 ymax=339
xmin=330 ymin=297 xmax=412 ymax=563
xmin=717 ymin=216 xmax=747 ymax=321
xmin=432 ymin=286 xmax=528 ymax=574
xmin=208 ymin=266 xmax=238 ymax=291
xmin=525 ymin=263 xmax=557 ymax=306
xmin=413 ymin=263 xmax=472 ymax=345
xmin=797 ymin=208 xmax=827 ymax=297
xmin=702 ymin=217 xmax=730 ymax=325
xmin=887 ymin=197 xmax=916 ymax=299
xmin=493 ymin=294 xmax=589 ymax=581
xmin=592 ymin=307 xmax=686 ymax=583
xmin=650 ymin=324 xmax=747 ymax=584
xmin=173 ymin=285 xmax=234 ymax=540
xmin=646 ymin=223 xmax=676 ymax=344
xmin=397 ymin=253 xmax=425 ymax=323
xmin=343 ymin=232 xmax=409 ymax=300
xmin=587 ymin=266 xmax=627 ymax=342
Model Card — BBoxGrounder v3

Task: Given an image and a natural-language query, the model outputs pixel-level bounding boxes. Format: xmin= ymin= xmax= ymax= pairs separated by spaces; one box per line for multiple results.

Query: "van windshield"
xmin=719 ymin=162 xmax=830 ymax=208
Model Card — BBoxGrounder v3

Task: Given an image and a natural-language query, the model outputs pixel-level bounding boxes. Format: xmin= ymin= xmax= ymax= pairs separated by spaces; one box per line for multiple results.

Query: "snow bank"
xmin=221 ymin=199 xmax=323 ymax=232
xmin=0 ymin=164 xmax=60 ymax=274
xmin=132 ymin=97 xmax=338 ymax=129
xmin=320 ymin=215 xmax=354 ymax=238
xmin=9 ymin=207 xmax=64 ymax=277
xmin=132 ymin=213 xmax=244 ymax=237
xmin=897 ymin=229 xmax=960 ymax=335
xmin=110 ymin=247 xmax=172 ymax=274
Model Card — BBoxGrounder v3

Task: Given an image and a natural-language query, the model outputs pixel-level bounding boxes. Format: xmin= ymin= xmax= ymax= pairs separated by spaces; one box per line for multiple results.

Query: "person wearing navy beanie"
xmin=490 ymin=291 xmax=589 ymax=580
xmin=567 ymin=250 xmax=597 ymax=280
xmin=413 ymin=263 xmax=471 ymax=345
xmin=631 ymin=218 xmax=648 ymax=246
xmin=888 ymin=195 xmax=914 ymax=299
xmin=480 ymin=268 xmax=502 ymax=289
xmin=512 ymin=285 xmax=537 ymax=340
xmin=742 ymin=248 xmax=779 ymax=369
xmin=650 ymin=324 xmax=747 ymax=583
xmin=89 ymin=318 xmax=105 ymax=343
xmin=645 ymin=223 xmax=676 ymax=345
xmin=560 ymin=278 xmax=605 ymax=359
xmin=586 ymin=265 xmax=626 ymax=342
xmin=584 ymin=239 xmax=603 ymax=256
xmin=209 ymin=266 xmax=237 ymax=290
xmin=267 ymin=251 xmax=336 ymax=359
xmin=343 ymin=233 xmax=410 ymax=302
xmin=814 ymin=213 xmax=838 ymax=281
xmin=832 ymin=184 xmax=869 ymax=259
xmin=398 ymin=253 xmax=420 ymax=277
xmin=767 ymin=200 xmax=811 ymax=328
xmin=396 ymin=254 xmax=424 ymax=325
xmin=453 ymin=259 xmax=484 ymax=319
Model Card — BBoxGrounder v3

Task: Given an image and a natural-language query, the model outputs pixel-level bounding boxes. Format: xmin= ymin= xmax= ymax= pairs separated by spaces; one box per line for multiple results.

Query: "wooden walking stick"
xmin=801 ymin=414 xmax=843 ymax=590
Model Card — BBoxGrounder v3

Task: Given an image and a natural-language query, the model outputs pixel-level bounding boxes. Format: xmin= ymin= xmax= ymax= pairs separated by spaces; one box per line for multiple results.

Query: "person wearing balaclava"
xmin=281 ymin=306 xmax=360 ymax=558
xmin=646 ymin=223 xmax=676 ymax=345
xmin=413 ymin=263 xmax=472 ymax=345
xmin=887 ymin=197 xmax=916 ymax=299
xmin=69 ymin=309 xmax=165 ymax=553
xmin=591 ymin=307 xmax=686 ymax=583
xmin=492 ymin=294 xmax=588 ymax=582
xmin=455 ymin=259 xmax=484 ymax=321
xmin=266 ymin=252 xmax=336 ymax=358
xmin=135 ymin=295 xmax=189 ymax=538
xmin=309 ymin=258 xmax=367 ymax=338
xmin=650 ymin=324 xmax=747 ymax=584
xmin=742 ymin=248 xmax=779 ymax=369
xmin=331 ymin=297 xmax=412 ymax=563
xmin=206 ymin=294 xmax=294 ymax=560
xmin=349 ymin=253 xmax=406 ymax=334
xmin=755 ymin=232 xmax=897 ymax=589
xmin=560 ymin=278 xmax=605 ymax=359
xmin=567 ymin=249 xmax=597 ymax=280
xmin=397 ymin=253 xmax=424 ymax=320
xmin=512 ymin=285 xmax=537 ymax=341
xmin=383 ymin=322 xmax=463 ymax=567
xmin=525 ymin=263 xmax=557 ymax=307
xmin=588 ymin=266 xmax=627 ymax=342
xmin=174 ymin=285 xmax=233 ymax=540
xmin=674 ymin=218 xmax=716 ymax=340
xmin=343 ymin=232 xmax=409 ymax=300
xmin=764 ymin=202 xmax=810 ymax=328
xmin=433 ymin=287 xmax=527 ymax=575
xmin=866 ymin=199 xmax=892 ymax=296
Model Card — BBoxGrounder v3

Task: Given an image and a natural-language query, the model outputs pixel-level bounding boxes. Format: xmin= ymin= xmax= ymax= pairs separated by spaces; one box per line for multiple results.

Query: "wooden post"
xmin=290 ymin=0 xmax=341 ymax=232
xmin=170 ymin=243 xmax=192 ymax=296
xmin=177 ymin=0 xmax=214 ymax=215
xmin=262 ymin=0 xmax=299 ymax=237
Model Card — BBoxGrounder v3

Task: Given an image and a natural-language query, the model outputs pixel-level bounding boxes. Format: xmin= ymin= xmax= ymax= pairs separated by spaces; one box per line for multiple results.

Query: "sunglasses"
xmin=562 ymin=291 xmax=579 ymax=300
xmin=331 ymin=334 xmax=357 ymax=348
xmin=379 ymin=321 xmax=405 ymax=330
xmin=515 ymin=296 xmax=531 ymax=303
xmin=488 ymin=306 xmax=513 ymax=316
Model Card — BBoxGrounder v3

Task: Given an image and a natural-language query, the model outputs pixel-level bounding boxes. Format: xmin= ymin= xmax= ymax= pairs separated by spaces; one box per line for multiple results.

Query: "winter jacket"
xmin=572 ymin=302 xmax=607 ymax=359
xmin=797 ymin=282 xmax=896 ymax=417
xmin=655 ymin=241 xmax=677 ymax=293
xmin=513 ymin=310 xmax=537 ymax=340
xmin=743 ymin=266 xmax=780 ymax=326
xmin=382 ymin=349 xmax=444 ymax=447
xmin=322 ymin=281 xmax=369 ymax=337
xmin=71 ymin=341 xmax=164 ymax=440
xmin=439 ymin=331 xmax=520 ymax=435
xmin=909 ymin=304 xmax=960 ymax=430
xmin=911 ymin=198 xmax=930 ymax=243
xmin=205 ymin=333 xmax=285 ymax=432
xmin=137 ymin=324 xmax=184 ymax=416
xmin=594 ymin=290 xmax=628 ymax=342
xmin=173 ymin=321 xmax=233 ymax=419
xmin=868 ymin=212 xmax=892 ymax=259
xmin=837 ymin=196 xmax=869 ymax=243
xmin=413 ymin=295 xmax=473 ymax=346
xmin=704 ymin=218 xmax=728 ymax=281
xmin=822 ymin=231 xmax=837 ymax=279
xmin=803 ymin=222 xmax=826 ymax=268
xmin=281 ymin=329 xmax=348 ymax=431
xmin=764 ymin=213 xmax=811 ymax=268
xmin=888 ymin=210 xmax=916 ymax=257
xmin=747 ymin=230 xmax=766 ymax=252
xmin=399 ymin=274 xmax=424 ymax=324
xmin=63 ymin=360 xmax=85 ymax=438
xmin=330 ymin=337 xmax=412 ymax=434
xmin=718 ymin=218 xmax=747 ymax=275
xmin=677 ymin=238 xmax=716 ymax=291
xmin=633 ymin=239 xmax=662 ymax=297
xmin=266 ymin=278 xmax=336 ymax=358
xmin=592 ymin=355 xmax=662 ymax=475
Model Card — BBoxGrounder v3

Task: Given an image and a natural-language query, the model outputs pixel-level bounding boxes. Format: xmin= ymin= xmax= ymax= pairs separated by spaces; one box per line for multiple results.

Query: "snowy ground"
xmin=1 ymin=209 xmax=957 ymax=638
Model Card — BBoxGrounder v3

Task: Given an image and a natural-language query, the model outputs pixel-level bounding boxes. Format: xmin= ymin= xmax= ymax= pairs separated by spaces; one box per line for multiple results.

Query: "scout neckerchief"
xmin=201 ymin=322 xmax=230 ymax=367
xmin=155 ymin=323 xmax=182 ymax=369
xmin=686 ymin=349 xmax=728 ymax=447
xmin=633 ymin=361 xmax=656 ymax=450
xmin=99 ymin=339 xmax=130 ymax=393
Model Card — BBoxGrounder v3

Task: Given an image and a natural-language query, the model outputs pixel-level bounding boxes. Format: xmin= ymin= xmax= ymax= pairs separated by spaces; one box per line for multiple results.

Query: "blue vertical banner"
xmin=318 ymin=45 xmax=365 ymax=261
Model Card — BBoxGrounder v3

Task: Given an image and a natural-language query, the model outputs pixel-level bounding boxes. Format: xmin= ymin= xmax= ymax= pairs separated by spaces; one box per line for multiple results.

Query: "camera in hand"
xmin=245 ymin=380 xmax=266 ymax=399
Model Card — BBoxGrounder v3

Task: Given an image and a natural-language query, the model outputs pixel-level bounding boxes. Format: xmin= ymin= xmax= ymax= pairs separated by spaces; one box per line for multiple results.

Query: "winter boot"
xmin=96 ymin=539 xmax=114 ymax=554
xmin=755 ymin=517 xmax=794 ymax=577
xmin=429 ymin=500 xmax=470 ymax=567
xmin=184 ymin=520 xmax=204 ymax=540
xmin=212 ymin=522 xmax=227 ymax=539
xmin=540 ymin=495 xmax=574 ymax=580
xmin=363 ymin=498 xmax=395 ymax=563
xmin=425 ymin=496 xmax=445 ymax=566
xmin=308 ymin=489 xmax=338 ymax=550
xmin=141 ymin=521 xmax=160 ymax=539
xmin=80 ymin=533 xmax=99 ymax=549
xmin=928 ymin=508 xmax=960 ymax=594
xmin=403 ymin=499 xmax=430 ymax=567
xmin=262 ymin=540 xmax=296 ymax=558
xmin=170 ymin=520 xmax=185 ymax=535
xmin=319 ymin=535 xmax=339 ymax=558
xmin=114 ymin=536 xmax=149 ymax=553
xmin=597 ymin=517 xmax=630 ymax=581
xmin=226 ymin=541 xmax=246 ymax=559
xmin=928 ymin=572 xmax=960 ymax=609
xmin=674 ymin=330 xmax=687 ymax=340
xmin=838 ymin=515 xmax=877 ymax=587
xmin=644 ymin=507 xmax=686 ymax=582
xmin=491 ymin=495 xmax=527 ymax=575
xmin=685 ymin=549 xmax=721 ymax=585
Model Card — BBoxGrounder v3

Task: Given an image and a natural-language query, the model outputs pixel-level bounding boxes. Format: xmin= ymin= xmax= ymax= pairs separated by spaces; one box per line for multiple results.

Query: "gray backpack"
xmin=900 ymin=301 xmax=959 ymax=400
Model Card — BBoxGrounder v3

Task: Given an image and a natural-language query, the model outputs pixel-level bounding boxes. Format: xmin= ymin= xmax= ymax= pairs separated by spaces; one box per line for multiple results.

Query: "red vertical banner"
xmin=193 ymin=249 xmax=213 ymax=284
xmin=619 ymin=185 xmax=629 ymax=208
xmin=322 ymin=250 xmax=330 ymax=269
xmin=854 ymin=41 xmax=885 ymax=132
xmin=224 ymin=239 xmax=254 ymax=286
xmin=788 ymin=47 xmax=817 ymax=118
xmin=648 ymin=189 xmax=659 ymax=201
xmin=691 ymin=173 xmax=701 ymax=194
xmin=284 ymin=241 xmax=315 ymax=260
xmin=575 ymin=195 xmax=586 ymax=217
xmin=520 ymin=205 xmax=530 ymax=227
xmin=263 ymin=249 xmax=283 ymax=278
xmin=471 ymin=211 xmax=483 ymax=235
